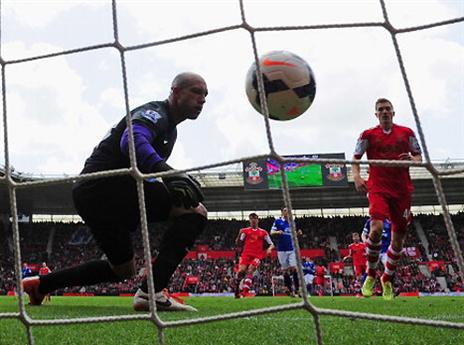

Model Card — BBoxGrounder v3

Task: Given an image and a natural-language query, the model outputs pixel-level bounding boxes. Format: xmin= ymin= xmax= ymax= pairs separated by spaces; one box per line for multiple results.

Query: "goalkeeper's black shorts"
xmin=72 ymin=175 xmax=172 ymax=265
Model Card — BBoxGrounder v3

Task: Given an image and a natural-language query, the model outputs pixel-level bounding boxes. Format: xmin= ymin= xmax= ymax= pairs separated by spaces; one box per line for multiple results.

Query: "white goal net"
xmin=1 ymin=1 xmax=463 ymax=344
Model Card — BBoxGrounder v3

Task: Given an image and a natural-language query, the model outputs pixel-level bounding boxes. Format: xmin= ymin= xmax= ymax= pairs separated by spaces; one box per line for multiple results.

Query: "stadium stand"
xmin=1 ymin=214 xmax=462 ymax=296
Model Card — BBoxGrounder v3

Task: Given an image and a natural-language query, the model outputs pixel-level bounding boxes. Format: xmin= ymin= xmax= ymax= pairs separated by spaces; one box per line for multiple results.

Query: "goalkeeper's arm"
xmin=120 ymin=123 xmax=203 ymax=208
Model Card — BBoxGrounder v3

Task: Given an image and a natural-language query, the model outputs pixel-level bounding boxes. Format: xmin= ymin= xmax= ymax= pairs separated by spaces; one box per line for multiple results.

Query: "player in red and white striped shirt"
xmin=234 ymin=213 xmax=274 ymax=298
xmin=352 ymin=98 xmax=422 ymax=300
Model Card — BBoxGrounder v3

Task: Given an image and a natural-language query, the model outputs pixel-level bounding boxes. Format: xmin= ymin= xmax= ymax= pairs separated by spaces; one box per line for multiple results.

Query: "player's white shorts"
xmin=277 ymin=250 xmax=297 ymax=269
xmin=304 ymin=274 xmax=314 ymax=285
xmin=380 ymin=252 xmax=387 ymax=266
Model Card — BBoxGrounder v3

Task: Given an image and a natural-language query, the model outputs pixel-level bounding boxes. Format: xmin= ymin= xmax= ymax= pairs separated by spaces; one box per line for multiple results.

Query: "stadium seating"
xmin=0 ymin=213 xmax=462 ymax=296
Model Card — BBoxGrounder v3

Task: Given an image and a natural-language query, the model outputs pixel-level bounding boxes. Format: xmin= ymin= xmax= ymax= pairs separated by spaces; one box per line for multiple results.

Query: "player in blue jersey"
xmin=270 ymin=207 xmax=303 ymax=297
xmin=21 ymin=263 xmax=33 ymax=279
xmin=23 ymin=73 xmax=208 ymax=312
xmin=302 ymin=257 xmax=316 ymax=296
xmin=361 ymin=218 xmax=392 ymax=267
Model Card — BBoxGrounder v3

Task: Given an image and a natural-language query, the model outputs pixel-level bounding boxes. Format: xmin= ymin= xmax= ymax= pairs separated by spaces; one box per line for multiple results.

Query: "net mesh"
xmin=1 ymin=1 xmax=463 ymax=344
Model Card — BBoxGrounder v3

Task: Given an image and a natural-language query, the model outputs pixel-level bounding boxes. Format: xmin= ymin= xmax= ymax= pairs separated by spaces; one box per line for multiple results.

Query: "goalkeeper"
xmin=23 ymin=72 xmax=208 ymax=312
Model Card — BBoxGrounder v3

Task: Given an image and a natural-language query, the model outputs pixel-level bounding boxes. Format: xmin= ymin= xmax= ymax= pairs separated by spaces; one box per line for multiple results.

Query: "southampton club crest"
xmin=245 ymin=161 xmax=263 ymax=185
xmin=325 ymin=163 xmax=345 ymax=182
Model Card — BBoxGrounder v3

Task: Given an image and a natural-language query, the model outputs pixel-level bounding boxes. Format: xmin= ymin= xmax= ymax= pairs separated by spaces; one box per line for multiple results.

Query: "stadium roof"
xmin=1 ymin=162 xmax=463 ymax=215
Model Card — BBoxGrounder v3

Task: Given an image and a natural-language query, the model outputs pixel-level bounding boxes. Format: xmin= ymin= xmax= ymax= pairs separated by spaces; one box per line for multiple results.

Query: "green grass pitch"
xmin=0 ymin=296 xmax=463 ymax=345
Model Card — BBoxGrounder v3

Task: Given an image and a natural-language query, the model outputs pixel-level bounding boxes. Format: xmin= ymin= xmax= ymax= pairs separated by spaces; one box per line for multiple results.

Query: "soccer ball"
xmin=245 ymin=50 xmax=316 ymax=121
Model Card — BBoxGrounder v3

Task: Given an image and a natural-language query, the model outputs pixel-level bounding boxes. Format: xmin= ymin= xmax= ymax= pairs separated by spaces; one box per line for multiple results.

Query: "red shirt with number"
xmin=39 ymin=266 xmax=51 ymax=276
xmin=240 ymin=227 xmax=272 ymax=259
xmin=349 ymin=242 xmax=367 ymax=266
xmin=315 ymin=265 xmax=326 ymax=285
xmin=353 ymin=124 xmax=421 ymax=196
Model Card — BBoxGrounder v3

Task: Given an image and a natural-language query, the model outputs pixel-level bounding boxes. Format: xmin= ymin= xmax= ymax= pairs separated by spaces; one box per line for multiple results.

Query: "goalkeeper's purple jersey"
xmin=81 ymin=100 xmax=176 ymax=174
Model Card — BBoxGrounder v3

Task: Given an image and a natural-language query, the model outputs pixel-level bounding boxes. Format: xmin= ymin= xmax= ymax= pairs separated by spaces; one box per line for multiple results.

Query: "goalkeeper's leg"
xmin=135 ymin=205 xmax=207 ymax=311
xmin=27 ymin=212 xmax=137 ymax=305
xmin=30 ymin=220 xmax=138 ymax=305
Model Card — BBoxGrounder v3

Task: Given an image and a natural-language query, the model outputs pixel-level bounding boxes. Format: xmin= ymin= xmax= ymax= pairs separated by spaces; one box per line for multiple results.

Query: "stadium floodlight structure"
xmin=1 ymin=0 xmax=463 ymax=344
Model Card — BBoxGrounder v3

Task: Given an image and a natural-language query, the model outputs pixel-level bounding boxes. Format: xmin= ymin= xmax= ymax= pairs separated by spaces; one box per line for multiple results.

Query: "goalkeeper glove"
xmin=163 ymin=173 xmax=204 ymax=209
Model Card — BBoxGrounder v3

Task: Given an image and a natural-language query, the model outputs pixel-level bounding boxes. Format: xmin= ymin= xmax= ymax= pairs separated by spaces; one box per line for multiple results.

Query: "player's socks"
xmin=141 ymin=213 xmax=207 ymax=293
xmin=381 ymin=246 xmax=401 ymax=283
xmin=234 ymin=271 xmax=246 ymax=298
xmin=366 ymin=237 xmax=382 ymax=277
xmin=283 ymin=273 xmax=293 ymax=295
xmin=38 ymin=260 xmax=121 ymax=294
xmin=292 ymin=272 xmax=300 ymax=292
xmin=242 ymin=274 xmax=253 ymax=295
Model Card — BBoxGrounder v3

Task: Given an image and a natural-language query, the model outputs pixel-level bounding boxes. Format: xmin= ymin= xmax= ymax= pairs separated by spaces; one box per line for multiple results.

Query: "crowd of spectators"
xmin=0 ymin=213 xmax=462 ymax=296
xmin=420 ymin=213 xmax=464 ymax=262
